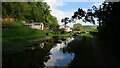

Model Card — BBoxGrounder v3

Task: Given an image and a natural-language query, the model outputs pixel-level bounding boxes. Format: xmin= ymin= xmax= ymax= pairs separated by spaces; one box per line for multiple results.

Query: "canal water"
xmin=2 ymin=37 xmax=75 ymax=67
xmin=44 ymin=37 xmax=74 ymax=67
xmin=3 ymin=36 xmax=120 ymax=67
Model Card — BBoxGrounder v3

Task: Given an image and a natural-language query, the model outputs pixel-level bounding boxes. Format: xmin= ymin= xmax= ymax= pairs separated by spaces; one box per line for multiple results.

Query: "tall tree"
xmin=2 ymin=2 xmax=59 ymax=28
xmin=71 ymin=2 xmax=120 ymax=57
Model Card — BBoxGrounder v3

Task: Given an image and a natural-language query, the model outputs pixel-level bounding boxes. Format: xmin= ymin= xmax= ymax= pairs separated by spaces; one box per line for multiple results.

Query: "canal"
xmin=2 ymin=37 xmax=75 ymax=67
xmin=2 ymin=36 xmax=120 ymax=67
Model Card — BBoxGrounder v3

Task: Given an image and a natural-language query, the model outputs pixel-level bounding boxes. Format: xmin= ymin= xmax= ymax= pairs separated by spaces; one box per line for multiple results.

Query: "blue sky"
xmin=44 ymin=0 xmax=104 ymax=27
xmin=56 ymin=2 xmax=96 ymax=12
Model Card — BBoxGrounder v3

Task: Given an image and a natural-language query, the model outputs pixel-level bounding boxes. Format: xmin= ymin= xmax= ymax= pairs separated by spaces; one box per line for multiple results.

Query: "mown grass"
xmin=2 ymin=20 xmax=46 ymax=38
xmin=2 ymin=20 xmax=46 ymax=54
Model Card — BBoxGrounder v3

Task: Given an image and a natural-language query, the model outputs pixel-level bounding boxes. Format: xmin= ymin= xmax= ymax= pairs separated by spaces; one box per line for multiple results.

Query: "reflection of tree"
xmin=2 ymin=40 xmax=56 ymax=68
xmin=61 ymin=37 xmax=98 ymax=67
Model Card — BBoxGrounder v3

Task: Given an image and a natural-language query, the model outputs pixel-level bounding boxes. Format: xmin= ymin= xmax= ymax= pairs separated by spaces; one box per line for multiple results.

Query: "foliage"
xmin=2 ymin=2 xmax=59 ymax=28
xmin=83 ymin=25 xmax=98 ymax=32
xmin=71 ymin=2 xmax=120 ymax=57
xmin=71 ymin=8 xmax=95 ymax=24
xmin=61 ymin=17 xmax=71 ymax=26
xmin=73 ymin=23 xmax=84 ymax=31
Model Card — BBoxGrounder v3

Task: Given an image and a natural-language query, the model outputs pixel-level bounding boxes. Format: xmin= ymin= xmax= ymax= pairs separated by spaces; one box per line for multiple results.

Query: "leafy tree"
xmin=73 ymin=23 xmax=84 ymax=31
xmin=61 ymin=17 xmax=71 ymax=28
xmin=2 ymin=2 xmax=59 ymax=29
xmin=71 ymin=8 xmax=95 ymax=25
xmin=71 ymin=2 xmax=120 ymax=57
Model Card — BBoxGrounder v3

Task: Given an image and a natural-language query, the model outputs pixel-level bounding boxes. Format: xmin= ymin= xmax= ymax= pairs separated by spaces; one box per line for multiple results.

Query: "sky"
xmin=44 ymin=0 xmax=105 ymax=27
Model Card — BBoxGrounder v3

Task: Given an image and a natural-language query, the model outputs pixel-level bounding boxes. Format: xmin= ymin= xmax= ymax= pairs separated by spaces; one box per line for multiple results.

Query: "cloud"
xmin=44 ymin=0 xmax=64 ymax=9
xmin=51 ymin=9 xmax=74 ymax=25
xmin=44 ymin=0 xmax=75 ymax=26
xmin=92 ymin=2 xmax=103 ymax=8
xmin=54 ymin=0 xmax=105 ymax=2
xmin=44 ymin=0 xmax=101 ymax=27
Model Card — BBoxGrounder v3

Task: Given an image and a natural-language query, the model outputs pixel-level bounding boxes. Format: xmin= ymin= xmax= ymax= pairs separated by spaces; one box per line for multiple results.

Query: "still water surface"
xmin=44 ymin=37 xmax=74 ymax=66
xmin=2 ymin=37 xmax=75 ymax=67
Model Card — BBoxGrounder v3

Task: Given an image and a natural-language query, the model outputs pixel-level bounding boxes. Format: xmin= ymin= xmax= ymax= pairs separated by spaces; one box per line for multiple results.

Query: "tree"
xmin=73 ymin=23 xmax=84 ymax=31
xmin=71 ymin=8 xmax=95 ymax=25
xmin=71 ymin=2 xmax=120 ymax=57
xmin=61 ymin=17 xmax=71 ymax=28
xmin=2 ymin=2 xmax=59 ymax=29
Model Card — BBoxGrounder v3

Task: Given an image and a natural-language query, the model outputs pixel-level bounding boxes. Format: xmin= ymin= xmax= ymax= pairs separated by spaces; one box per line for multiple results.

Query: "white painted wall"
xmin=25 ymin=23 xmax=44 ymax=30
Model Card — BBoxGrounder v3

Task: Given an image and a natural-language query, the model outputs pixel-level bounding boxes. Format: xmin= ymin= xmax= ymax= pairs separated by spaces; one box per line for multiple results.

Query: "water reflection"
xmin=2 ymin=37 xmax=75 ymax=68
xmin=2 ymin=40 xmax=55 ymax=68
xmin=44 ymin=42 xmax=74 ymax=66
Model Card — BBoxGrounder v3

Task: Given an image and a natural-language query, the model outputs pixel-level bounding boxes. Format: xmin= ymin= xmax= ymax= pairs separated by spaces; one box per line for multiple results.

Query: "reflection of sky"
xmin=44 ymin=38 xmax=75 ymax=66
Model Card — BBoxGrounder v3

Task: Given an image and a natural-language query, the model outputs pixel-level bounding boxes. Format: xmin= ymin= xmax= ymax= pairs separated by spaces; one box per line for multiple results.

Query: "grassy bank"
xmin=48 ymin=32 xmax=72 ymax=36
xmin=2 ymin=20 xmax=46 ymax=54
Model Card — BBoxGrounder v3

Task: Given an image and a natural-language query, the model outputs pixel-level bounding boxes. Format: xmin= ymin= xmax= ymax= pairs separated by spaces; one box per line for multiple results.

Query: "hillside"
xmin=2 ymin=2 xmax=59 ymax=28
xmin=2 ymin=20 xmax=46 ymax=54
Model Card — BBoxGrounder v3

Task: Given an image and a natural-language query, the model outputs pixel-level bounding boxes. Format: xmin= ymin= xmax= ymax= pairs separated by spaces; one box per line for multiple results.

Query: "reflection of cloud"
xmin=44 ymin=39 xmax=74 ymax=66
xmin=45 ymin=51 xmax=74 ymax=66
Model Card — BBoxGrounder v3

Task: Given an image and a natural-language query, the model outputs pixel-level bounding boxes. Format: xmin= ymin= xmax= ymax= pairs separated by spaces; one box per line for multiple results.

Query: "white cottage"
xmin=24 ymin=22 xmax=44 ymax=30
xmin=59 ymin=24 xmax=72 ymax=32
